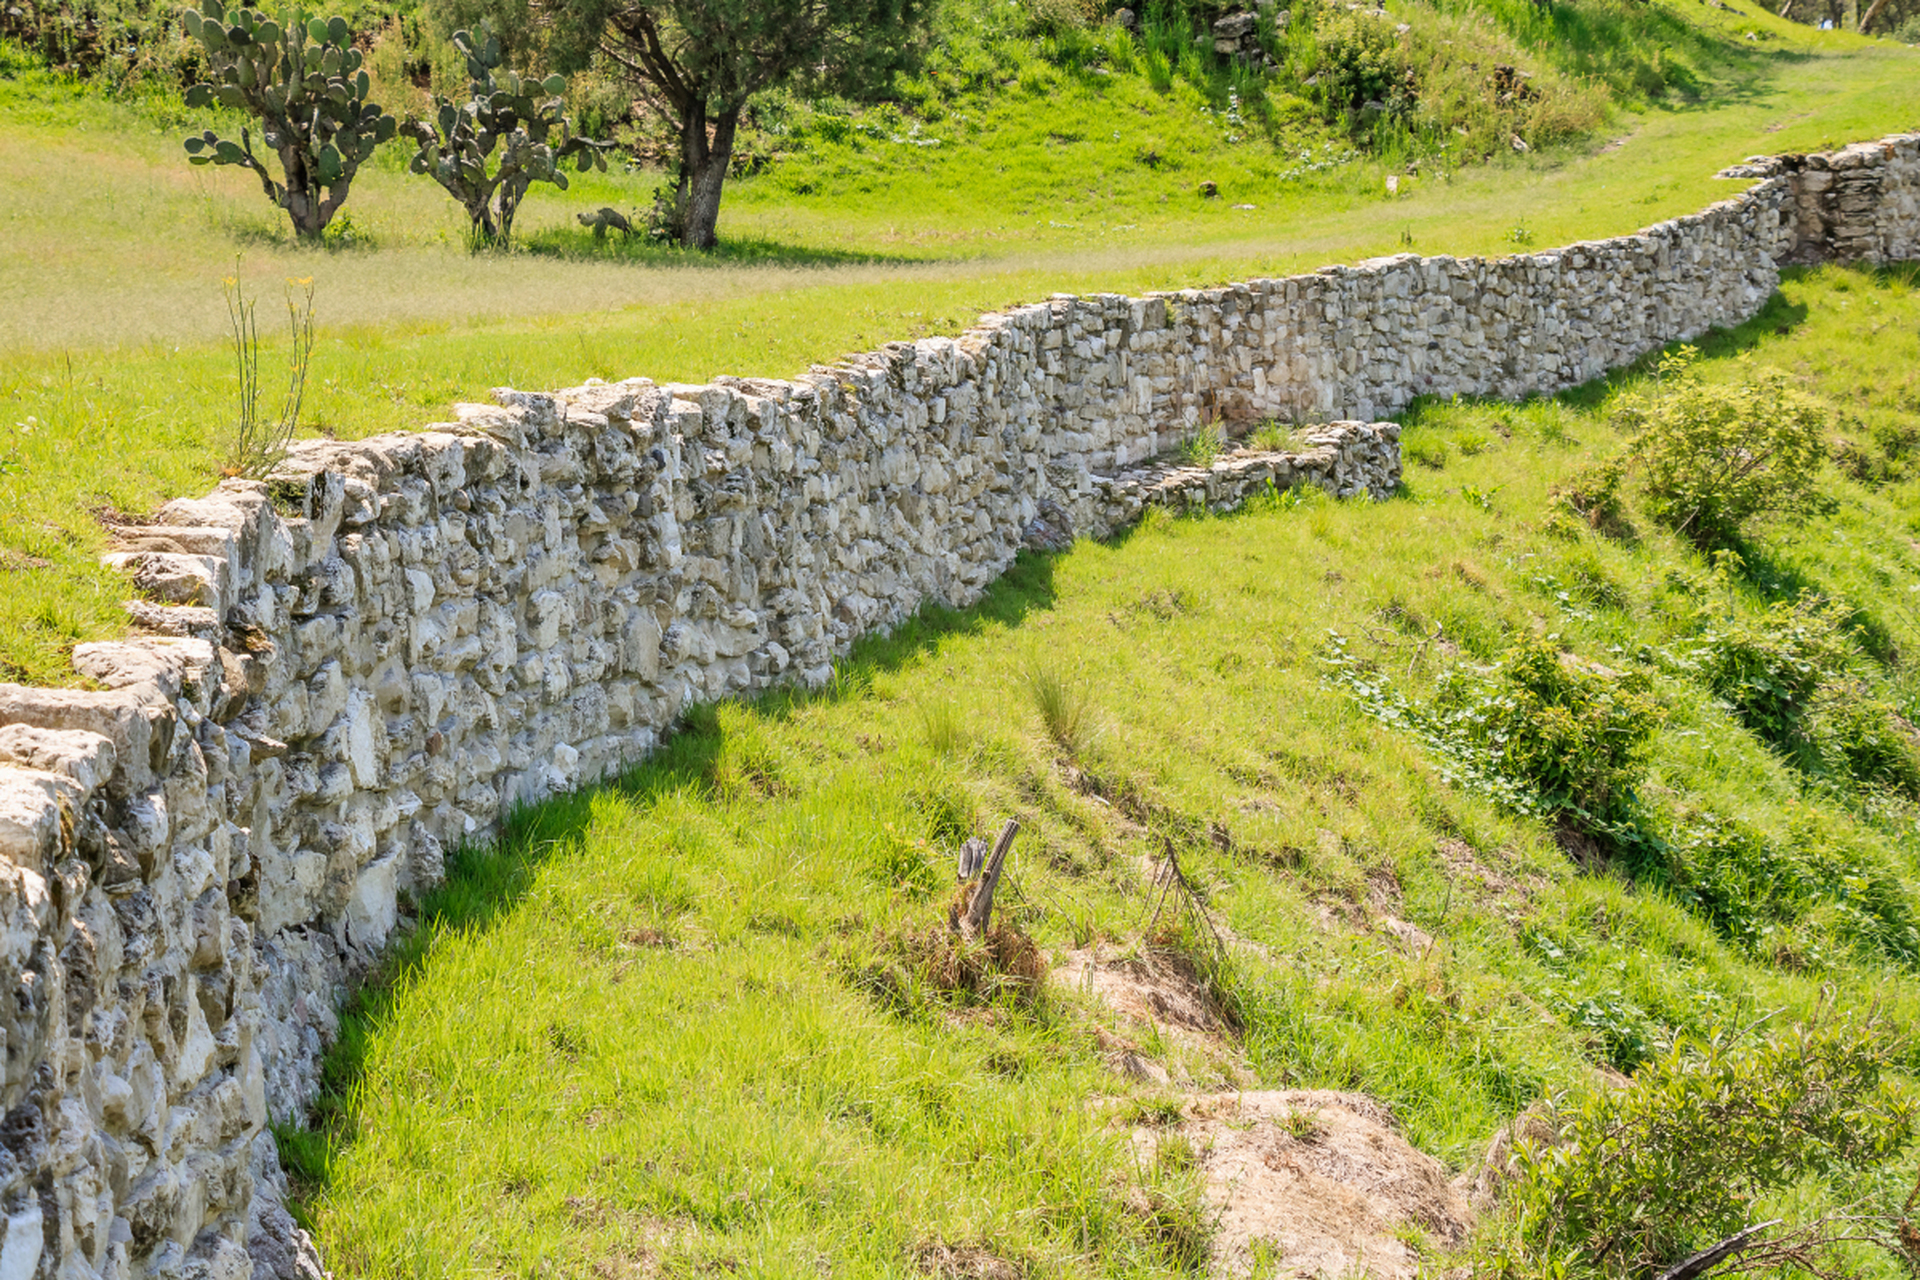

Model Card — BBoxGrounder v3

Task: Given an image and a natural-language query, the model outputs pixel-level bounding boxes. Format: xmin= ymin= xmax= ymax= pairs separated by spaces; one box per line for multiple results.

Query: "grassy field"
xmin=0 ymin=0 xmax=1915 ymax=680
xmin=285 ymin=262 xmax=1920 ymax=1277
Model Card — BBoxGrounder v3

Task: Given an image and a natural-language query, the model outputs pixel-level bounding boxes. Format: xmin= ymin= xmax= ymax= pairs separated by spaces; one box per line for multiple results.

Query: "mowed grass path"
xmin=296 ymin=264 xmax=1920 ymax=1278
xmin=0 ymin=15 xmax=1916 ymax=682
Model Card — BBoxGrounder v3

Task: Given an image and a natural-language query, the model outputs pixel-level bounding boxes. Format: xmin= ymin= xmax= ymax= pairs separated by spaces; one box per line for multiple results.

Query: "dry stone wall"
xmin=0 ymin=131 xmax=1910 ymax=1280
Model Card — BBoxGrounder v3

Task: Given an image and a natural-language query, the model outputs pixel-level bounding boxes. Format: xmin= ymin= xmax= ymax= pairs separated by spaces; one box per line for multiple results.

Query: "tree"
xmin=181 ymin=2 xmax=396 ymax=240
xmin=534 ymin=0 xmax=932 ymax=249
xmin=401 ymin=24 xmax=608 ymax=247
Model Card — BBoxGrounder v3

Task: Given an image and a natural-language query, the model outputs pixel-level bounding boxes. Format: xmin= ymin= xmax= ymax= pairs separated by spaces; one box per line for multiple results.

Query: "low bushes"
xmin=1329 ymin=632 xmax=1664 ymax=843
xmin=1479 ymin=1018 xmax=1918 ymax=1279
xmin=1676 ymin=594 xmax=1857 ymax=751
xmin=1611 ymin=351 xmax=1830 ymax=550
xmin=1432 ymin=636 xmax=1664 ymax=832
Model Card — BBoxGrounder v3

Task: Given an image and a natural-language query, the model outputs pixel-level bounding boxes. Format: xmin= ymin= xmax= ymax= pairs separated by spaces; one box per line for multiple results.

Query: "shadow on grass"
xmin=276 ymin=548 xmax=1060 ymax=1205
xmin=517 ymin=226 xmax=944 ymax=269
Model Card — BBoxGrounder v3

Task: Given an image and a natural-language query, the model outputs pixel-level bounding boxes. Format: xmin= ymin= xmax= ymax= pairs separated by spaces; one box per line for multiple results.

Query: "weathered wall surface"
xmin=0 ymin=131 xmax=1909 ymax=1280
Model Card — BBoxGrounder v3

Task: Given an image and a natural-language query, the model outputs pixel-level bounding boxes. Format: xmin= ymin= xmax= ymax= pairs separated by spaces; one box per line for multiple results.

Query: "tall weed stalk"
xmin=223 ymin=269 xmax=315 ymax=480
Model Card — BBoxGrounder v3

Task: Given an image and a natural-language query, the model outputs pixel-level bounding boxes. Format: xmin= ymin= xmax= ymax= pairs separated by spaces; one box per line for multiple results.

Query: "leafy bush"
xmin=1481 ymin=1018 xmax=1917 ymax=1280
xmin=1805 ymin=678 xmax=1920 ymax=797
xmin=1 ymin=0 xmax=192 ymax=86
xmin=1311 ymin=9 xmax=1413 ymax=118
xmin=1431 ymin=635 xmax=1665 ymax=829
xmin=1556 ymin=989 xmax=1669 ymax=1074
xmin=1675 ymin=594 xmax=1856 ymax=752
xmin=1328 ymin=632 xmax=1664 ymax=848
xmin=1614 ymin=352 xmax=1829 ymax=549
xmin=1013 ymin=0 xmax=1100 ymax=37
xmin=1653 ymin=805 xmax=1920 ymax=964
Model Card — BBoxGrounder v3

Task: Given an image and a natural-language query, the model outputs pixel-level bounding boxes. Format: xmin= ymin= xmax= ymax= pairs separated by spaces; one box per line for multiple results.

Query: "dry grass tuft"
xmin=912 ymin=1239 xmax=1025 ymax=1280
xmin=852 ymin=914 xmax=1048 ymax=1016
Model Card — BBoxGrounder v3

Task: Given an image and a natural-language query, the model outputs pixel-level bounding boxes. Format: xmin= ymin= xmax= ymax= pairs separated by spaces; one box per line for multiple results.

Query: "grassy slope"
xmin=293 ymin=263 xmax=1920 ymax=1278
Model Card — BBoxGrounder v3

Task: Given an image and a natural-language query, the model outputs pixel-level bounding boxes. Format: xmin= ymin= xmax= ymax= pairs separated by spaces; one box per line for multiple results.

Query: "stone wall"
xmin=0 ymin=130 xmax=1910 ymax=1280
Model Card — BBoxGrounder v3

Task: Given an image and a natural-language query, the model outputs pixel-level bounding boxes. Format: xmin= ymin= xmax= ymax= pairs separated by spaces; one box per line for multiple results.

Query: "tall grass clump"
xmin=1023 ymin=662 xmax=1099 ymax=754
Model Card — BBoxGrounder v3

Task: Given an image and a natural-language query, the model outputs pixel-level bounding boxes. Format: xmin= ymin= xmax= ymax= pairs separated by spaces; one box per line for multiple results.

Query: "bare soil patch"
xmin=1132 ymin=1091 xmax=1476 ymax=1278
xmin=1054 ymin=945 xmax=1233 ymax=1044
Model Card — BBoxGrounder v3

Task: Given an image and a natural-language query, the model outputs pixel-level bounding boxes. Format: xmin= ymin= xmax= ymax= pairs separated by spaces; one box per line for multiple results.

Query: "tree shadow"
xmin=276 ymin=546 xmax=1061 ymax=1205
xmin=517 ymin=226 xmax=943 ymax=269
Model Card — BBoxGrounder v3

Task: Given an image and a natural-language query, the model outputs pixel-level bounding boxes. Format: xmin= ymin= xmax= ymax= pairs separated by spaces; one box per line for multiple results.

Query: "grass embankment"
xmin=283 ymin=263 xmax=1920 ymax=1276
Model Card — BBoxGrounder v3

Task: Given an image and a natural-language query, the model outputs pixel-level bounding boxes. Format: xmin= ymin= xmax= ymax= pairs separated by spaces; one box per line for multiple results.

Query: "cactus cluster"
xmin=181 ymin=1 xmax=396 ymax=240
xmin=400 ymin=24 xmax=606 ymax=248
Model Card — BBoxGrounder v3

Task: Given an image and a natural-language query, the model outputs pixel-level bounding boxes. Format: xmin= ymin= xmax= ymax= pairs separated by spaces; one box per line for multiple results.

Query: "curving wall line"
xmin=0 ymin=133 xmax=1910 ymax=1279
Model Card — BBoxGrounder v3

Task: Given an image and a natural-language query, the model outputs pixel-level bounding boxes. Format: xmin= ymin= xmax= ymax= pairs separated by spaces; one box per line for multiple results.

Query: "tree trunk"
xmin=1859 ymin=0 xmax=1891 ymax=30
xmin=678 ymin=105 xmax=739 ymax=251
xmin=960 ymin=820 xmax=1019 ymax=938
xmin=496 ymin=173 xmax=534 ymax=247
xmin=277 ymin=144 xmax=326 ymax=240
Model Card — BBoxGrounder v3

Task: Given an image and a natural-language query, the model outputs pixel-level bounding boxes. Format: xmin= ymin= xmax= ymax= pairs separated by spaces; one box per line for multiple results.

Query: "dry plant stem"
xmin=1143 ymin=840 xmax=1227 ymax=967
xmin=959 ymin=818 xmax=1019 ymax=937
xmin=224 ymin=273 xmax=315 ymax=479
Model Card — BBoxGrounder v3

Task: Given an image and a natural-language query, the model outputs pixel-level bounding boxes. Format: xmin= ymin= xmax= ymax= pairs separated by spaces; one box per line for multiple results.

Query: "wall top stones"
xmin=0 ymin=131 xmax=1912 ymax=1280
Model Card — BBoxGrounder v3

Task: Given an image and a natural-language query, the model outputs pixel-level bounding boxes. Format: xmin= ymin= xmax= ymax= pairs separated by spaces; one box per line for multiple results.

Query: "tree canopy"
xmin=506 ymin=0 xmax=931 ymax=247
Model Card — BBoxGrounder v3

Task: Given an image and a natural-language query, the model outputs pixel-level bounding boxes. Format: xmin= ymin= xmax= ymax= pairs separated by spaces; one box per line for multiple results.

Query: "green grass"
xmin=285 ymin=262 xmax=1920 ymax=1276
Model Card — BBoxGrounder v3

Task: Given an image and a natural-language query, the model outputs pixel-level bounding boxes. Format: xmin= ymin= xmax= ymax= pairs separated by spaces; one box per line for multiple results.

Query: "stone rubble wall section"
xmin=0 ymin=131 xmax=1905 ymax=1280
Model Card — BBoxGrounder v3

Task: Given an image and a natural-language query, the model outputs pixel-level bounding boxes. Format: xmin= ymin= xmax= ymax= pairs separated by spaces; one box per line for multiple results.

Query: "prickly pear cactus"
xmin=399 ymin=23 xmax=607 ymax=248
xmin=180 ymin=1 xmax=397 ymax=239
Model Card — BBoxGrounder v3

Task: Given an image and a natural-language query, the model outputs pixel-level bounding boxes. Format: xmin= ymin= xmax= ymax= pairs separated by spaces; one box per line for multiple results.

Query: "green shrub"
xmin=1615 ymin=352 xmax=1829 ymax=549
xmin=1432 ymin=635 xmax=1665 ymax=829
xmin=1014 ymin=0 xmax=1099 ymax=37
xmin=1556 ymin=989 xmax=1669 ymax=1074
xmin=1481 ymin=1019 xmax=1917 ymax=1280
xmin=1805 ymin=678 xmax=1920 ymax=797
xmin=1676 ymin=594 xmax=1856 ymax=752
xmin=1311 ymin=8 xmax=1413 ymax=119
xmin=1647 ymin=799 xmax=1920 ymax=965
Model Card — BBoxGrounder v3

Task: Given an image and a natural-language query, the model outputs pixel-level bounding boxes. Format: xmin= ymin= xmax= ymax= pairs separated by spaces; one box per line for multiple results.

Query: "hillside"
xmin=285 ymin=261 xmax=1920 ymax=1278
xmin=5 ymin=3 xmax=1920 ymax=1274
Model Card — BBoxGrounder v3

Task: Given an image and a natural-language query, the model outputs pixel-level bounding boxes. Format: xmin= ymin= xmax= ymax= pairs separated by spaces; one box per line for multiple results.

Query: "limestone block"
xmin=103 ymin=551 xmax=229 ymax=614
xmin=343 ymin=856 xmax=398 ymax=953
xmin=0 ymin=726 xmax=115 ymax=800
xmin=0 ymin=769 xmax=72 ymax=873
